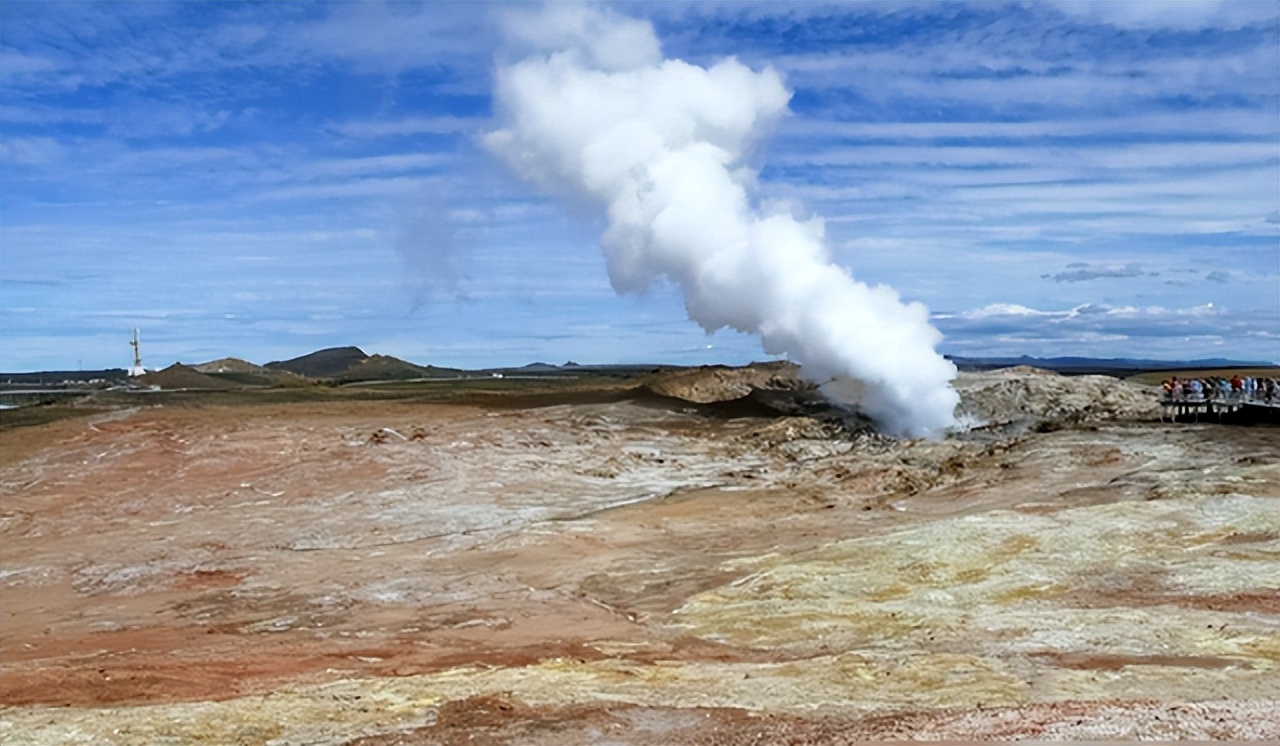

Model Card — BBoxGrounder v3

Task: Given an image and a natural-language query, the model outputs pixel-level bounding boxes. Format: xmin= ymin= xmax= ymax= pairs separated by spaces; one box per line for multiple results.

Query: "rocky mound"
xmin=647 ymin=363 xmax=1160 ymax=436
xmin=644 ymin=362 xmax=808 ymax=404
xmin=139 ymin=363 xmax=239 ymax=390
xmin=955 ymin=367 xmax=1161 ymax=431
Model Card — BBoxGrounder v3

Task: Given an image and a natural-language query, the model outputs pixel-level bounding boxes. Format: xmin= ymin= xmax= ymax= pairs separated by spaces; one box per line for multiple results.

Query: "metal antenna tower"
xmin=129 ymin=329 xmax=145 ymax=377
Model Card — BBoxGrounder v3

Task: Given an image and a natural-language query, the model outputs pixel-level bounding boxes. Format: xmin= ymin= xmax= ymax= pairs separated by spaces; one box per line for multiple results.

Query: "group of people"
xmin=1162 ymin=374 xmax=1279 ymax=404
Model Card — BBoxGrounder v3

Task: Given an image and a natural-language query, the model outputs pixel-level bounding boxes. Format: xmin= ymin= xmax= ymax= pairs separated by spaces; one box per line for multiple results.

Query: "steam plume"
xmin=485 ymin=6 xmax=958 ymax=437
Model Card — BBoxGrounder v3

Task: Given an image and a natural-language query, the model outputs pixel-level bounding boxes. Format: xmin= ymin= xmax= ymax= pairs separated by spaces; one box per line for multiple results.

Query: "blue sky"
xmin=2 ymin=1 xmax=1277 ymax=372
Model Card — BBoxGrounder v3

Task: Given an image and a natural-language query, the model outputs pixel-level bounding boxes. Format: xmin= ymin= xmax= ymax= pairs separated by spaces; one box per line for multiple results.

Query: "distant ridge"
xmin=0 ymin=369 xmax=128 ymax=385
xmin=948 ymin=355 xmax=1276 ymax=374
xmin=5 ymin=353 xmax=1276 ymax=386
xmin=259 ymin=347 xmax=465 ymax=383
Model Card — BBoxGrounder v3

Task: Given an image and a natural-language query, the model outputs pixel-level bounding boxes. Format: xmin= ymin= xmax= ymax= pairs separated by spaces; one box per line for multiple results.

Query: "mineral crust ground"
xmin=1 ymin=368 xmax=1277 ymax=743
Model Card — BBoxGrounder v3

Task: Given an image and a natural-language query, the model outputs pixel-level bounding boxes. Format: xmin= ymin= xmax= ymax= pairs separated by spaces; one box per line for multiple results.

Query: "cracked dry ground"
xmin=1 ymin=386 xmax=1277 ymax=743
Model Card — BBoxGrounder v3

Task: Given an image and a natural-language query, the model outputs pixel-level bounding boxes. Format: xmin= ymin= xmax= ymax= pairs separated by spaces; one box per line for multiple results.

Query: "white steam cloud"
xmin=485 ymin=6 xmax=958 ymax=437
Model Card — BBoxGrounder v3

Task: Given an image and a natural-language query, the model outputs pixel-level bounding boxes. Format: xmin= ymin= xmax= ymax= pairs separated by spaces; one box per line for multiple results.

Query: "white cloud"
xmin=0 ymin=104 xmax=104 ymax=126
xmin=776 ymin=141 xmax=1276 ymax=171
xmin=782 ymin=110 xmax=1278 ymax=141
xmin=0 ymin=49 xmax=59 ymax=77
xmin=256 ymin=176 xmax=439 ymax=202
xmin=936 ymin=300 xmax=1279 ymax=360
xmin=307 ymin=154 xmax=453 ymax=177
xmin=292 ymin=3 xmax=491 ymax=73
xmin=955 ymin=304 xmax=1055 ymax=319
xmin=326 ymin=116 xmax=482 ymax=139
xmin=0 ymin=136 xmax=64 ymax=165
xmin=1050 ymin=0 xmax=1278 ymax=29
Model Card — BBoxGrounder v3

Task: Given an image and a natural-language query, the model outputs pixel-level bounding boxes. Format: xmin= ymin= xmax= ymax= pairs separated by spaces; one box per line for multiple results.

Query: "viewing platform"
xmin=1161 ymin=393 xmax=1280 ymax=424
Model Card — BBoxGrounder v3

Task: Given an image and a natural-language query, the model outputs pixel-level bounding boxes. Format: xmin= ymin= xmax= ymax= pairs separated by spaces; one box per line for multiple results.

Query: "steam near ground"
xmin=485 ymin=6 xmax=958 ymax=438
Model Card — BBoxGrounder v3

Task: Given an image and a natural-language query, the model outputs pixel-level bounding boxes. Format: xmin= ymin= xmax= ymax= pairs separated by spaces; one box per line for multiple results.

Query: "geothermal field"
xmin=1 ymin=361 xmax=1277 ymax=744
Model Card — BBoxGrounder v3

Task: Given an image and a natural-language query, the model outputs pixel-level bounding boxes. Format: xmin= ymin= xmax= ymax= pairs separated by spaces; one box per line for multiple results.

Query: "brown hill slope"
xmin=139 ymin=363 xmax=239 ymax=390
xmin=193 ymin=358 xmax=311 ymax=387
xmin=192 ymin=358 xmax=268 ymax=375
xmin=332 ymin=355 xmax=465 ymax=383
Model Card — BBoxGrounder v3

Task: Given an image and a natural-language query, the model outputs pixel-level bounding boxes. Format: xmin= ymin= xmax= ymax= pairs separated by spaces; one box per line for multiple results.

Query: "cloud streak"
xmin=936 ymin=300 xmax=1278 ymax=361
xmin=1041 ymin=263 xmax=1149 ymax=283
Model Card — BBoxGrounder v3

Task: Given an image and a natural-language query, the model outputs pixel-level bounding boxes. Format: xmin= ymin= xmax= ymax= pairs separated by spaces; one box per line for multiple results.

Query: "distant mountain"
xmin=949 ymin=355 xmax=1276 ymax=373
xmin=266 ymin=347 xmax=369 ymax=378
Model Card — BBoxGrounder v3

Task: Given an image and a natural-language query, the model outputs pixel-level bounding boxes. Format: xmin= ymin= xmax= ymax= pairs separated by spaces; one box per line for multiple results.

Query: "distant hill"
xmin=192 ymin=357 xmax=269 ymax=375
xmin=261 ymin=347 xmax=466 ymax=383
xmin=193 ymin=357 xmax=311 ymax=387
xmin=9 ymin=353 xmax=1273 ymax=389
xmin=331 ymin=354 xmax=464 ymax=383
xmin=141 ymin=363 xmax=239 ymax=390
xmin=948 ymin=355 xmax=1276 ymax=375
xmin=266 ymin=347 xmax=369 ymax=378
